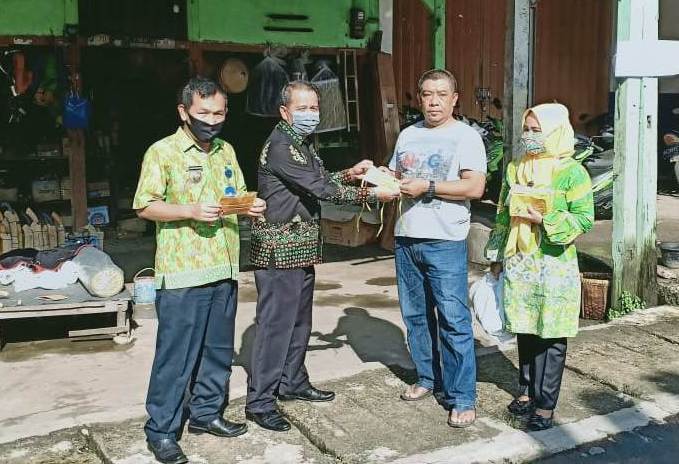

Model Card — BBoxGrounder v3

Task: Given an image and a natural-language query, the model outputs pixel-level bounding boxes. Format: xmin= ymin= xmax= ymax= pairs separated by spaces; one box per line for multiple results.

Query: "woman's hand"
xmin=525 ymin=206 xmax=543 ymax=224
xmin=490 ymin=262 xmax=503 ymax=278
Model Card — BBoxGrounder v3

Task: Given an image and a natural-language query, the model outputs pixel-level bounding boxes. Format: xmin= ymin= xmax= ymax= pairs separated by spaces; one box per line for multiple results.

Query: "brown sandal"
xmin=447 ymin=408 xmax=477 ymax=428
xmin=399 ymin=384 xmax=432 ymax=401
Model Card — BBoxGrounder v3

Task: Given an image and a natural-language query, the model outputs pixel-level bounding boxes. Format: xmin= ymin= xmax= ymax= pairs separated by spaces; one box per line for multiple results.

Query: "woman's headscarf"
xmin=504 ymin=103 xmax=575 ymax=258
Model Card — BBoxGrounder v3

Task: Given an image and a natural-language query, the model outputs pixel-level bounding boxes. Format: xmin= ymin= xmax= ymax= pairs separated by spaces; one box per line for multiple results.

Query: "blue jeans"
xmin=395 ymin=237 xmax=476 ymax=411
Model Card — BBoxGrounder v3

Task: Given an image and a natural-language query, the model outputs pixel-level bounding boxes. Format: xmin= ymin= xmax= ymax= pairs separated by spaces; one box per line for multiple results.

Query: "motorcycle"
xmin=573 ymin=127 xmax=615 ymax=219
xmin=662 ymin=131 xmax=679 ymax=188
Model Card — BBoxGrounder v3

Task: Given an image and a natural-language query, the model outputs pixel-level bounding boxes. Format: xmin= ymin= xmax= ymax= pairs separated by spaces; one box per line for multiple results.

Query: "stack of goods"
xmin=0 ymin=205 xmax=66 ymax=253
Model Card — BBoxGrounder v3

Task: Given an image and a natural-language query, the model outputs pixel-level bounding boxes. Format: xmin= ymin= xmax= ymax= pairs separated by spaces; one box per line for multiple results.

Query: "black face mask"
xmin=186 ymin=113 xmax=224 ymax=143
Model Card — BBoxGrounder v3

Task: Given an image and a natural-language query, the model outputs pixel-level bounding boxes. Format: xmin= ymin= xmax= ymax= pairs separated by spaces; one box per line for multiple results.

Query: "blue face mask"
xmin=290 ymin=111 xmax=320 ymax=137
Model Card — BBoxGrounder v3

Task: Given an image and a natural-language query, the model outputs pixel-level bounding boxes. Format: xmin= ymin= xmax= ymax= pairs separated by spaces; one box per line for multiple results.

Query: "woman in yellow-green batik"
xmin=485 ymin=103 xmax=594 ymax=431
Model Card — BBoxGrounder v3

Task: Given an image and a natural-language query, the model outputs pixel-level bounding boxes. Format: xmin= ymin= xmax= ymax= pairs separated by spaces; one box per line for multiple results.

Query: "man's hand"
xmin=348 ymin=159 xmax=374 ymax=180
xmin=399 ymin=178 xmax=429 ymax=198
xmin=374 ymin=187 xmax=400 ymax=202
xmin=247 ymin=198 xmax=267 ymax=218
xmin=378 ymin=166 xmax=401 ymax=179
xmin=188 ymin=203 xmax=222 ymax=222
xmin=525 ymin=206 xmax=544 ymax=224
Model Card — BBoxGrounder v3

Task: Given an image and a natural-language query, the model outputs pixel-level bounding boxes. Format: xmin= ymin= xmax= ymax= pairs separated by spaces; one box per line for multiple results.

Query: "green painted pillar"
xmin=422 ymin=0 xmax=446 ymax=69
xmin=64 ymin=0 xmax=78 ymax=24
xmin=612 ymin=0 xmax=659 ymax=307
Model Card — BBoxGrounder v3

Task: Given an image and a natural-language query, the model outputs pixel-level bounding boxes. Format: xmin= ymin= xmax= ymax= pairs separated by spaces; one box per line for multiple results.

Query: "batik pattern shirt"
xmin=133 ymin=128 xmax=246 ymax=289
xmin=485 ymin=158 xmax=594 ymax=338
xmin=251 ymin=121 xmax=376 ymax=269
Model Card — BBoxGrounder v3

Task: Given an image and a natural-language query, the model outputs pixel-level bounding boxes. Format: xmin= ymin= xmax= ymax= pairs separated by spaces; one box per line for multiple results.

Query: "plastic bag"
xmin=246 ymin=53 xmax=289 ymax=117
xmin=288 ymin=50 xmax=311 ymax=81
xmin=469 ymin=271 xmax=512 ymax=342
xmin=72 ymin=246 xmax=124 ymax=297
xmin=310 ymin=62 xmax=347 ymax=133
xmin=63 ymin=91 xmax=90 ymax=129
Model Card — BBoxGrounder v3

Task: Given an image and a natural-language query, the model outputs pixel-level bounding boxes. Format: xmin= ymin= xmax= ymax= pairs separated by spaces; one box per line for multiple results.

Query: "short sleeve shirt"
xmin=388 ymin=120 xmax=487 ymax=241
xmin=133 ymin=128 xmax=247 ymax=289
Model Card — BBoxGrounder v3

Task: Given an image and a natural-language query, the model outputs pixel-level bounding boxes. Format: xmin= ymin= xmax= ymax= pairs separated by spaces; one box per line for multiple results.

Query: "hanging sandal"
xmin=447 ymin=408 xmax=477 ymax=428
xmin=399 ymin=384 xmax=432 ymax=401
xmin=507 ymin=397 xmax=535 ymax=416
xmin=527 ymin=411 xmax=554 ymax=431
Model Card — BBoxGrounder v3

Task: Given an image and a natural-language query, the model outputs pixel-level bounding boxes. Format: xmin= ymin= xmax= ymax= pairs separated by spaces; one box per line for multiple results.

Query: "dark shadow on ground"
xmin=476 ymin=350 xmax=521 ymax=400
xmin=310 ymin=307 xmax=416 ymax=385
xmin=643 ymin=370 xmax=679 ymax=396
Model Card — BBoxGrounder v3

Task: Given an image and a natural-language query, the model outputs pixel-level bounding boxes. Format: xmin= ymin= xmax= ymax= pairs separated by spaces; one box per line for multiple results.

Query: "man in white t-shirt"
xmin=385 ymin=69 xmax=487 ymax=428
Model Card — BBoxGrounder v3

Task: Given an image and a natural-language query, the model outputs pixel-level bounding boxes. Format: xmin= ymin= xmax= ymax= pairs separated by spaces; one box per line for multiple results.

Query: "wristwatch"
xmin=425 ymin=180 xmax=436 ymax=201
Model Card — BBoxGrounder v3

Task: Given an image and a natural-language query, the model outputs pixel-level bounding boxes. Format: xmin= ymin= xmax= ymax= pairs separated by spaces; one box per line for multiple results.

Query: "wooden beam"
xmin=64 ymin=43 xmax=88 ymax=230
xmin=503 ymin=0 xmax=533 ymax=163
xmin=612 ymin=0 xmax=659 ymax=307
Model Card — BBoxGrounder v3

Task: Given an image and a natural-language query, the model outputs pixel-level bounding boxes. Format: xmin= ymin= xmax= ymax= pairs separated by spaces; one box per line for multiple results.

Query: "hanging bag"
xmin=63 ymin=90 xmax=90 ymax=129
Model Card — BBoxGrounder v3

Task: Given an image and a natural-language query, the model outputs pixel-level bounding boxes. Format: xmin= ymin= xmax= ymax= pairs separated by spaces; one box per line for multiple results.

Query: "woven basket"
xmin=581 ymin=272 xmax=611 ymax=320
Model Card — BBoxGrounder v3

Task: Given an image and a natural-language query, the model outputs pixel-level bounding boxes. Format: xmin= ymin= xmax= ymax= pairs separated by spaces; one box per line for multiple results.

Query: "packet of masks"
xmin=507 ymin=184 xmax=553 ymax=219
xmin=362 ymin=167 xmax=401 ymax=195
xmin=220 ymin=191 xmax=257 ymax=215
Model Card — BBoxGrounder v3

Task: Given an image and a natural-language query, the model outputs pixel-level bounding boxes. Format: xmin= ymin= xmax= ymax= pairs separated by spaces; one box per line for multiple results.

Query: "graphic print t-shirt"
xmin=388 ymin=120 xmax=487 ymax=241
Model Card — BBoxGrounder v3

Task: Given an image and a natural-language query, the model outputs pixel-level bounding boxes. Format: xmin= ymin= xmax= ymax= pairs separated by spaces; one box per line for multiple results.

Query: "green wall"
xmin=0 ymin=0 xmax=379 ymax=49
xmin=0 ymin=0 xmax=77 ymax=35
xmin=188 ymin=0 xmax=379 ymax=47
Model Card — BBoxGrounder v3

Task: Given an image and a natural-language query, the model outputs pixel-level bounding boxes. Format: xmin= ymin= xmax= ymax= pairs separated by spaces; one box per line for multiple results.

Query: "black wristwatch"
xmin=425 ymin=180 xmax=436 ymax=201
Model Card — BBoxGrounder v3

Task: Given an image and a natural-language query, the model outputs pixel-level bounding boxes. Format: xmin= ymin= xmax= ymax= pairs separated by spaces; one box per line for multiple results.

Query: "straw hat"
xmin=220 ymin=58 xmax=249 ymax=94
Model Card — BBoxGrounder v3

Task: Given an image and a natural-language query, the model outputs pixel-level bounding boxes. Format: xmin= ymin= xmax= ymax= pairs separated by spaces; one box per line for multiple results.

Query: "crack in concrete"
xmin=564 ymin=364 xmax=645 ymax=399
xmin=84 ymin=428 xmax=113 ymax=464
xmin=636 ymin=327 xmax=679 ymax=346
xmin=279 ymin=410 xmax=344 ymax=463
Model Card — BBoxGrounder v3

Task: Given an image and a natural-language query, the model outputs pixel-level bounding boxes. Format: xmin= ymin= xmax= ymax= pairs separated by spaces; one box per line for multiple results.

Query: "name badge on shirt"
xmin=187 ymin=165 xmax=203 ymax=184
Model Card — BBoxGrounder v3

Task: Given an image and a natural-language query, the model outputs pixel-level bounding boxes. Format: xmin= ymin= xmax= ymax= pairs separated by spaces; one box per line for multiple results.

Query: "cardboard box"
xmin=31 ymin=179 xmax=61 ymax=202
xmin=321 ymin=217 xmax=379 ymax=247
xmin=88 ymin=206 xmax=110 ymax=226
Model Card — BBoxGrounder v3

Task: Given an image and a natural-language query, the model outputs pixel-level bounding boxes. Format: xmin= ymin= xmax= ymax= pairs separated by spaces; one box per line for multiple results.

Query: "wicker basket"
xmin=581 ymin=272 xmax=611 ymax=320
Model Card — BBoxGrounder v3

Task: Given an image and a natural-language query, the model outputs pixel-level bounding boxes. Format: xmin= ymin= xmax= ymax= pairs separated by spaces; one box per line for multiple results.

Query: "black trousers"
xmin=145 ymin=279 xmax=238 ymax=441
xmin=246 ymin=267 xmax=315 ymax=413
xmin=517 ymin=334 xmax=568 ymax=411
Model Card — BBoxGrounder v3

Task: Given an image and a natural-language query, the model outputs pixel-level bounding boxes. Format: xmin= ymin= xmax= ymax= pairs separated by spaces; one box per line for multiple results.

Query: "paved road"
xmin=535 ymin=414 xmax=679 ymax=464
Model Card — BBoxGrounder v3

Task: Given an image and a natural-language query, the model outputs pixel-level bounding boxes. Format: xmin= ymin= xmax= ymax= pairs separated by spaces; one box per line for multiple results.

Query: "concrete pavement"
xmin=1 ymin=249 xmax=679 ymax=462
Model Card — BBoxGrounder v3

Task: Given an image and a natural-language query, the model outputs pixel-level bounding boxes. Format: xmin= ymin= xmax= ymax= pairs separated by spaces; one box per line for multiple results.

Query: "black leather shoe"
xmin=507 ymin=398 xmax=535 ymax=416
xmin=527 ymin=412 xmax=554 ymax=431
xmin=147 ymin=438 xmax=188 ymax=464
xmin=278 ymin=386 xmax=335 ymax=402
xmin=245 ymin=410 xmax=291 ymax=432
xmin=188 ymin=416 xmax=248 ymax=438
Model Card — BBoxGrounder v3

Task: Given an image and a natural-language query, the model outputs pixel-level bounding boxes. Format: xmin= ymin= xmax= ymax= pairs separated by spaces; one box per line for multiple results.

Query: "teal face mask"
xmin=521 ymin=130 xmax=547 ymax=155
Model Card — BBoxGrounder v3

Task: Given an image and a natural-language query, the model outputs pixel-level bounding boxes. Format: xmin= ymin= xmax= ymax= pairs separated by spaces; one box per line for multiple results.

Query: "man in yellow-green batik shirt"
xmin=133 ymin=77 xmax=265 ymax=464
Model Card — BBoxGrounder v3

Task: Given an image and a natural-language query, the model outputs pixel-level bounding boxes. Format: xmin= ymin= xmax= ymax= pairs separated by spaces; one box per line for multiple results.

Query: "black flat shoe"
xmin=507 ymin=398 xmax=535 ymax=416
xmin=527 ymin=412 xmax=554 ymax=431
xmin=188 ymin=417 xmax=248 ymax=438
xmin=245 ymin=410 xmax=291 ymax=432
xmin=147 ymin=438 xmax=188 ymax=464
xmin=278 ymin=386 xmax=335 ymax=402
